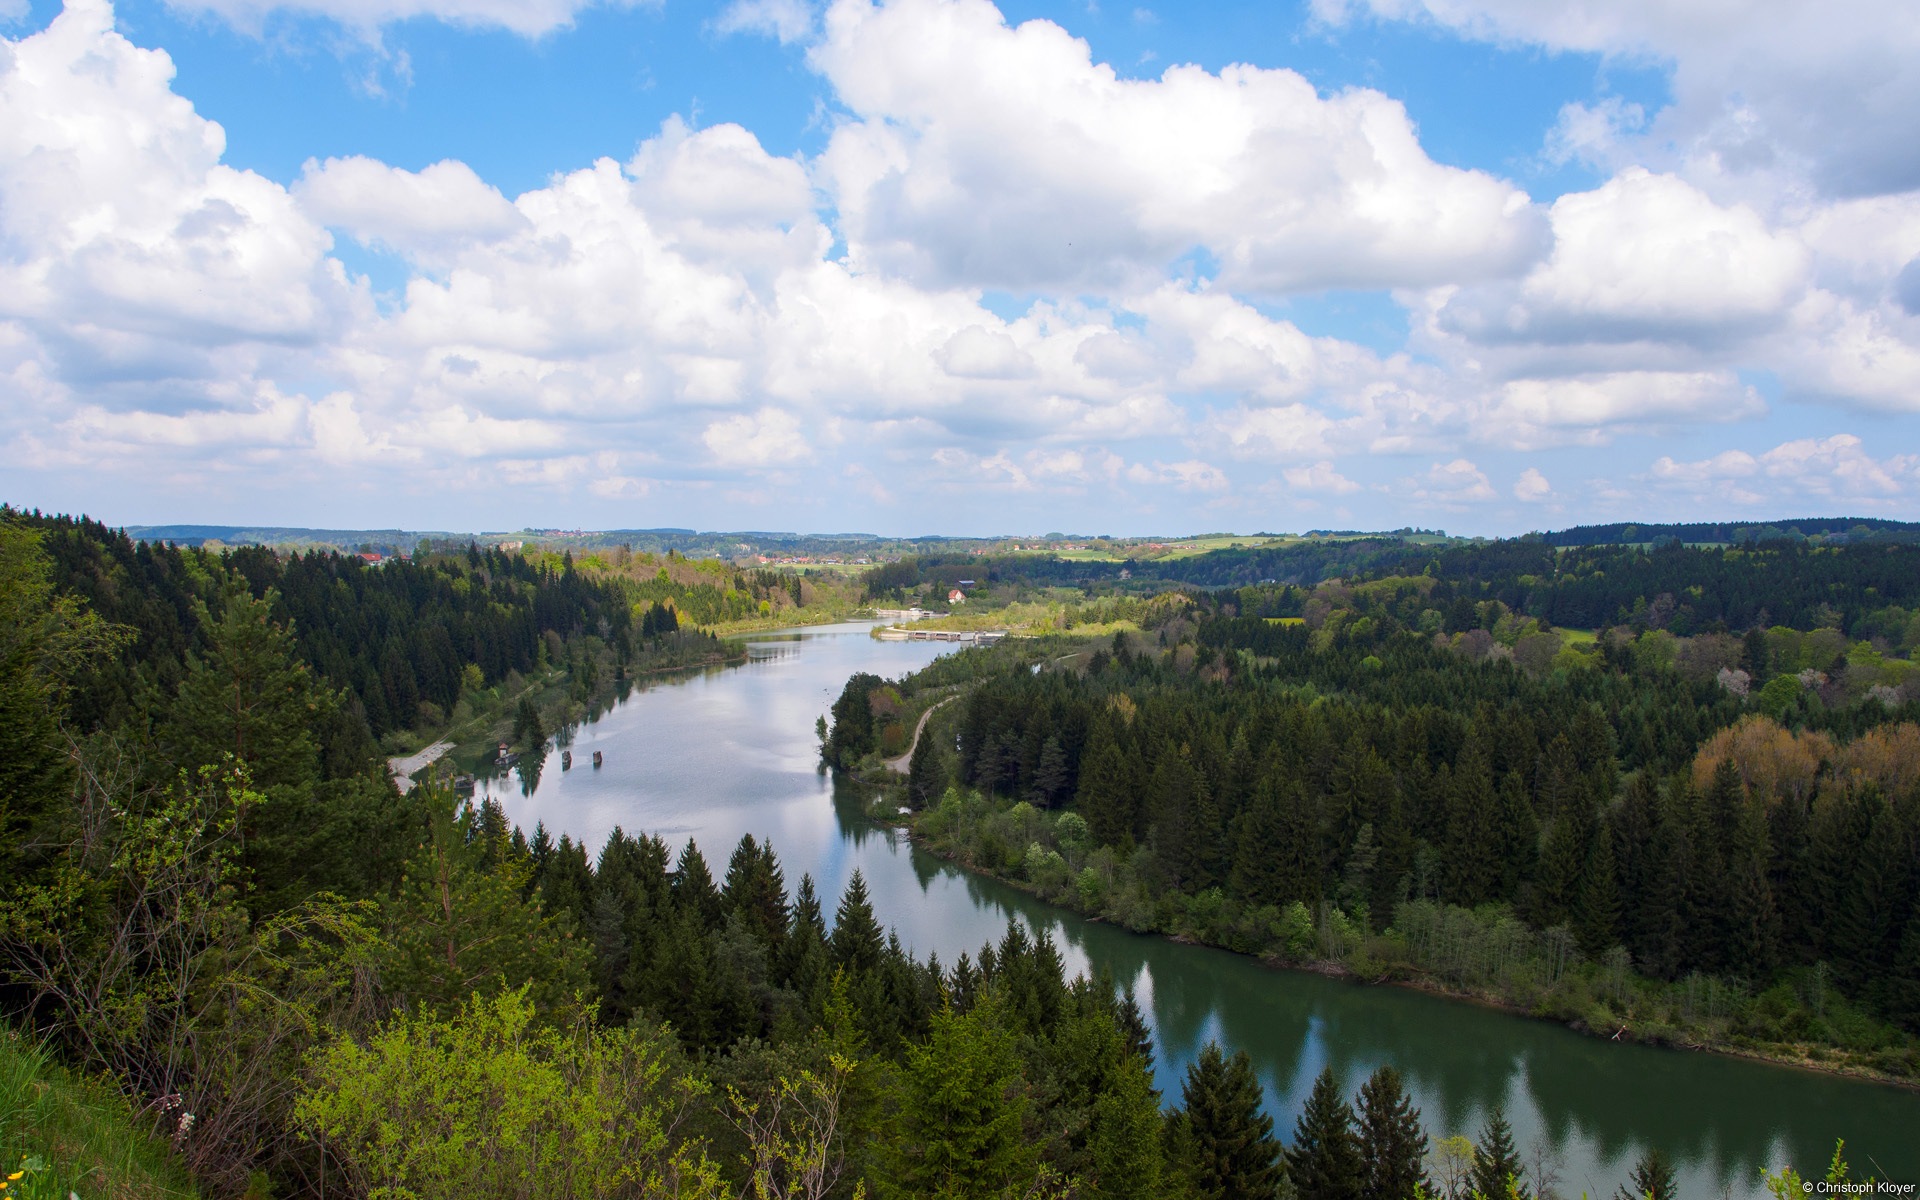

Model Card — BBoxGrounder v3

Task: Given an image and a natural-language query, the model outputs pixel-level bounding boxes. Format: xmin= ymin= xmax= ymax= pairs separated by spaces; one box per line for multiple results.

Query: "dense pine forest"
xmin=0 ymin=508 xmax=1893 ymax=1198
xmin=866 ymin=541 xmax=1920 ymax=1081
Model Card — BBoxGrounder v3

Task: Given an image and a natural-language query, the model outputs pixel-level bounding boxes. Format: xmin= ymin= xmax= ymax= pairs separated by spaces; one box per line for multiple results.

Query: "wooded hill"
xmin=876 ymin=544 xmax=1920 ymax=1073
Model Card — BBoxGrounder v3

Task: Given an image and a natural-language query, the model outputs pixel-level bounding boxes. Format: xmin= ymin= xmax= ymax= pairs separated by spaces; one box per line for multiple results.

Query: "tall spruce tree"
xmin=830 ymin=868 xmax=885 ymax=974
xmin=1470 ymin=1108 xmax=1527 ymax=1200
xmin=1613 ymin=1148 xmax=1677 ymax=1200
xmin=1287 ymin=1066 xmax=1362 ymax=1200
xmin=1180 ymin=1043 xmax=1284 ymax=1200
xmin=1356 ymin=1066 xmax=1429 ymax=1200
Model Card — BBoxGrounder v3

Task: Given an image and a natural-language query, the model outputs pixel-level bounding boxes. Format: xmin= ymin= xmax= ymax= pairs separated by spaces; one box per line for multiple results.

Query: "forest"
xmin=0 ymin=508 xmax=1887 ymax=1198
xmin=860 ymin=542 xmax=1920 ymax=1082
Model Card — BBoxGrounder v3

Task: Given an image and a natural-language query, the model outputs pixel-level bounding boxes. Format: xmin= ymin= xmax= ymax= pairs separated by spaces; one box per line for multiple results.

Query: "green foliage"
xmin=0 ymin=521 xmax=126 ymax=876
xmin=300 ymin=988 xmax=726 ymax=1199
xmin=879 ymin=994 xmax=1037 ymax=1200
xmin=1613 ymin=1147 xmax=1677 ymax=1200
xmin=1179 ymin=1043 xmax=1284 ymax=1200
xmin=1356 ymin=1066 xmax=1429 ymax=1200
xmin=1287 ymin=1067 xmax=1361 ymax=1200
xmin=1469 ymin=1110 xmax=1526 ymax=1200
xmin=377 ymin=788 xmax=593 ymax=1015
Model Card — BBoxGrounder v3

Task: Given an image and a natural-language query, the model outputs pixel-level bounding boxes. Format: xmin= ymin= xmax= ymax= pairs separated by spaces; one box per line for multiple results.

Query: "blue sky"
xmin=2 ymin=0 xmax=1917 ymax=536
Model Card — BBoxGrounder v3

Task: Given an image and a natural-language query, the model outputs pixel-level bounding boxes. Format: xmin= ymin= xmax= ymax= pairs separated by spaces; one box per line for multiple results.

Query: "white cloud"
xmin=1316 ymin=0 xmax=1920 ymax=198
xmin=811 ymin=0 xmax=1541 ymax=294
xmin=715 ymin=0 xmax=815 ymax=42
xmin=1282 ymin=460 xmax=1360 ymax=493
xmin=1649 ymin=434 xmax=1920 ymax=506
xmin=1433 ymin=170 xmax=1808 ymax=348
xmin=703 ymin=408 xmax=812 ymax=467
xmin=934 ymin=326 xmax=1035 ymax=379
xmin=296 ymin=156 xmax=524 ymax=263
xmin=0 ymin=0 xmax=357 ymax=378
xmin=1126 ymin=459 xmax=1229 ymax=492
xmin=168 ymin=0 xmax=648 ymax=37
xmin=1407 ymin=458 xmax=1495 ymax=505
xmin=1513 ymin=466 xmax=1551 ymax=501
xmin=1488 ymin=371 xmax=1764 ymax=439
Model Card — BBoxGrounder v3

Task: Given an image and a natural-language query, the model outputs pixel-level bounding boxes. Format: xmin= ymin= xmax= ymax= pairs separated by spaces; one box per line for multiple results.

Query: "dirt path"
xmin=885 ymin=696 xmax=959 ymax=774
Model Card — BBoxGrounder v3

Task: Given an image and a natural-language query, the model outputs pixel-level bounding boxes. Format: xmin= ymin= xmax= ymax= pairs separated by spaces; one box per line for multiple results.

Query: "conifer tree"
xmin=830 ymin=869 xmax=885 ymax=974
xmin=907 ymin=718 xmax=946 ymax=809
xmin=1076 ymin=722 xmax=1138 ymax=849
xmin=672 ymin=839 xmax=723 ymax=928
xmin=1444 ymin=736 xmax=1499 ymax=905
xmin=1576 ymin=817 xmax=1623 ymax=958
xmin=1287 ymin=1066 xmax=1362 ymax=1200
xmin=1470 ymin=1108 xmax=1527 ymax=1200
xmin=1179 ymin=1043 xmax=1284 ymax=1200
xmin=882 ymin=995 xmax=1035 ymax=1199
xmin=1613 ymin=1147 xmax=1677 ymax=1200
xmin=1356 ymin=1066 xmax=1428 ymax=1200
xmin=1088 ymin=1049 xmax=1163 ymax=1200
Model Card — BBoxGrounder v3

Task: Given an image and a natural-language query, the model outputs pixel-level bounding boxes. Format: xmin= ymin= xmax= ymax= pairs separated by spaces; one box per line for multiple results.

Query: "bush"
xmin=299 ymin=989 xmax=725 ymax=1200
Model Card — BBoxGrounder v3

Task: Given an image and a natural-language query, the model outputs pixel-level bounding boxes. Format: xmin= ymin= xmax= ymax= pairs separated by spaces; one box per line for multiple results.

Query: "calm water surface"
xmin=477 ymin=622 xmax=1917 ymax=1198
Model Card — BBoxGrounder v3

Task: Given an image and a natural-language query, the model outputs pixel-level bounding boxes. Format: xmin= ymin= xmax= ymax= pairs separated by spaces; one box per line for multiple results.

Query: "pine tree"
xmin=1287 ymin=1066 xmax=1362 ymax=1200
xmin=1724 ymin=793 xmax=1778 ymax=978
xmin=907 ymin=718 xmax=946 ymax=809
xmin=1576 ymin=815 xmax=1622 ymax=958
xmin=165 ymin=582 xmax=331 ymax=793
xmin=1032 ymin=734 xmax=1071 ymax=807
xmin=1470 ymin=1108 xmax=1527 ymax=1200
xmin=1181 ymin=1043 xmax=1284 ymax=1200
xmin=1493 ymin=771 xmax=1538 ymax=899
xmin=1444 ymin=735 xmax=1500 ymax=906
xmin=882 ymin=995 xmax=1036 ymax=1199
xmin=1613 ymin=1147 xmax=1677 ymax=1200
xmin=672 ymin=839 xmax=723 ymax=929
xmin=1088 ymin=1041 xmax=1165 ymax=1200
xmin=1231 ymin=773 xmax=1321 ymax=908
xmin=830 ymin=869 xmax=885 ymax=974
xmin=1076 ymin=721 xmax=1138 ymax=849
xmin=1356 ymin=1066 xmax=1429 ymax=1200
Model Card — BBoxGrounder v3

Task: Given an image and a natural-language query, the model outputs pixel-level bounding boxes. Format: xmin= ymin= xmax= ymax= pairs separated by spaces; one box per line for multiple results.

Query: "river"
xmin=475 ymin=621 xmax=1917 ymax=1198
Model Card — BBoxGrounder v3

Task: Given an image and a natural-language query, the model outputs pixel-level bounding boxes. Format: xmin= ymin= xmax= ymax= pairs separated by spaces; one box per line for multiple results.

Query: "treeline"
xmin=1540 ymin=518 xmax=1920 ymax=546
xmin=12 ymin=508 xmax=634 ymax=739
xmin=885 ymin=612 xmax=1920 ymax=1060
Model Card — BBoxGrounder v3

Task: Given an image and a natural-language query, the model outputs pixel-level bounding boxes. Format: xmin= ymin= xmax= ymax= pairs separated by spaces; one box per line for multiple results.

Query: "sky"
xmin=1 ymin=0 xmax=1917 ymax=536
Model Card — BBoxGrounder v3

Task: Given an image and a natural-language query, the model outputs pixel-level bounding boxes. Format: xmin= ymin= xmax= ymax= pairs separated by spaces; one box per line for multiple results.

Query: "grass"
xmin=0 ymin=1029 xmax=201 ymax=1199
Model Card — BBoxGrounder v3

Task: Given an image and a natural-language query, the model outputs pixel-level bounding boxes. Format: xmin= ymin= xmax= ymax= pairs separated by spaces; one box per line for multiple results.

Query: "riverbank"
xmin=890 ymin=786 xmax=1919 ymax=1090
xmin=384 ymin=626 xmax=747 ymax=786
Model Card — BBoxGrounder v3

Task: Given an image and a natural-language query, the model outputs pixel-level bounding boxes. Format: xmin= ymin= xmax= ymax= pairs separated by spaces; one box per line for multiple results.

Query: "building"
xmin=949 ymin=588 xmax=967 ymax=604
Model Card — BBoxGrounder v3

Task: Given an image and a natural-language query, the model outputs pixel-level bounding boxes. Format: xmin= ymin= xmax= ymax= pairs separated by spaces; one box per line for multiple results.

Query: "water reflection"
xmin=478 ymin=621 xmax=1919 ymax=1199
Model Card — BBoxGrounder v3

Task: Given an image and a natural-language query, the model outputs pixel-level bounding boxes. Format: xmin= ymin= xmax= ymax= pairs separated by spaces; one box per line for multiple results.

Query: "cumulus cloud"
xmin=0 ymin=0 xmax=357 ymax=387
xmin=1283 ymin=460 xmax=1360 ymax=493
xmin=8 ymin=0 xmax=1920 ymax=530
xmin=703 ymin=408 xmax=811 ymax=466
xmin=1315 ymin=0 xmax=1920 ymax=198
xmin=1407 ymin=458 xmax=1495 ymax=505
xmin=296 ymin=156 xmax=524 ymax=263
xmin=1650 ymin=434 xmax=1920 ymax=506
xmin=1433 ymin=170 xmax=1808 ymax=348
xmin=811 ymin=0 xmax=1541 ymax=294
xmin=1486 ymin=371 xmax=1765 ymax=442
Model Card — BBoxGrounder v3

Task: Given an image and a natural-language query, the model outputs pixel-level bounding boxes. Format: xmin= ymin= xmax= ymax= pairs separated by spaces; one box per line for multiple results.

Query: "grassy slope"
xmin=0 ymin=1030 xmax=200 ymax=1199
